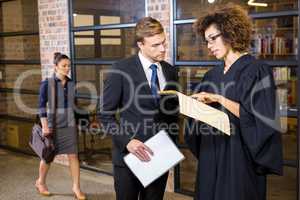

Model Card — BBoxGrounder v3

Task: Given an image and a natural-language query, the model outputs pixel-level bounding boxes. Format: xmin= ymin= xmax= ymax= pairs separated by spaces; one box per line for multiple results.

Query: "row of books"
xmin=183 ymin=67 xmax=296 ymax=107
xmin=251 ymin=35 xmax=297 ymax=55
xmin=273 ymin=68 xmax=297 ymax=107
xmin=272 ymin=67 xmax=294 ymax=82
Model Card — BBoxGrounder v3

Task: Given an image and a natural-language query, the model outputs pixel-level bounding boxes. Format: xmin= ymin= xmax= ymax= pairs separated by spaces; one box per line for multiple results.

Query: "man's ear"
xmin=137 ymin=41 xmax=143 ymax=49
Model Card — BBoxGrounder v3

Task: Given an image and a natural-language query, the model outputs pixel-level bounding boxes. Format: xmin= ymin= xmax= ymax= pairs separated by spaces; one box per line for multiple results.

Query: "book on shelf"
xmin=272 ymin=67 xmax=297 ymax=107
xmin=251 ymin=34 xmax=296 ymax=56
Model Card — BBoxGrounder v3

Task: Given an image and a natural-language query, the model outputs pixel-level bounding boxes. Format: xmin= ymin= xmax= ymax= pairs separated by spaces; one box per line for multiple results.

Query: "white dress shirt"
xmin=138 ymin=52 xmax=167 ymax=90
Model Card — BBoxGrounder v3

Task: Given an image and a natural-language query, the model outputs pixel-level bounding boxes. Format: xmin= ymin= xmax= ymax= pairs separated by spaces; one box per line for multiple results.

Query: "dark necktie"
xmin=150 ymin=64 xmax=160 ymax=103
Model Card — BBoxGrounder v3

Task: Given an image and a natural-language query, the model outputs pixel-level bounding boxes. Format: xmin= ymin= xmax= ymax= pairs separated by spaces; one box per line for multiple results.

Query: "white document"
xmin=124 ymin=130 xmax=185 ymax=187
xmin=160 ymin=90 xmax=231 ymax=135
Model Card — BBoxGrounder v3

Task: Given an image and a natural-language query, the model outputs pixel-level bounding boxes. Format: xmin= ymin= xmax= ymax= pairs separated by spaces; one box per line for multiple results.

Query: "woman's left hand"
xmin=191 ymin=92 xmax=222 ymax=104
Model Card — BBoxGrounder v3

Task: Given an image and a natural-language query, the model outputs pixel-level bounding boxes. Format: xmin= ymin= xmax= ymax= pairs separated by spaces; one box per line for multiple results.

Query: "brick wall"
xmin=38 ymin=0 xmax=70 ymax=79
xmin=147 ymin=0 xmax=172 ymax=63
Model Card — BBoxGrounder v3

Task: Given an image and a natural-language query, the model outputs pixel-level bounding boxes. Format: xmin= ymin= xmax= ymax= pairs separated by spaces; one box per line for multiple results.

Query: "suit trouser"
xmin=113 ymin=165 xmax=169 ymax=200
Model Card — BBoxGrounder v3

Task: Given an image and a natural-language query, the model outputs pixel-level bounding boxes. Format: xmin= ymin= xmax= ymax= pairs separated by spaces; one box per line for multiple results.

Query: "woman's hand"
xmin=42 ymin=126 xmax=52 ymax=137
xmin=40 ymin=117 xmax=52 ymax=137
xmin=192 ymin=92 xmax=240 ymax=118
xmin=191 ymin=92 xmax=222 ymax=104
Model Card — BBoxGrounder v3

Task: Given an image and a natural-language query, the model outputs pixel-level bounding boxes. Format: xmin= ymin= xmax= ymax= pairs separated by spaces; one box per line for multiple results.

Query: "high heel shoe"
xmin=73 ymin=190 xmax=86 ymax=200
xmin=35 ymin=181 xmax=51 ymax=196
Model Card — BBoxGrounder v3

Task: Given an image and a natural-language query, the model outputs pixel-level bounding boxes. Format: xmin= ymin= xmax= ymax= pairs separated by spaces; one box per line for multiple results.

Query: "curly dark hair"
xmin=193 ymin=3 xmax=252 ymax=52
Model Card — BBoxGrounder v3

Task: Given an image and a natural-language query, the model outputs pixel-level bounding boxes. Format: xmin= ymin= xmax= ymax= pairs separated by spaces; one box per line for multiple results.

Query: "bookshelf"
xmin=251 ymin=16 xmax=298 ymax=60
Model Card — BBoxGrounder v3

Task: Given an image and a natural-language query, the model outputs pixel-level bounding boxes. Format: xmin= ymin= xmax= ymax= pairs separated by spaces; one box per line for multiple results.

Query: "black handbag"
xmin=29 ymin=76 xmax=57 ymax=163
xmin=29 ymin=122 xmax=55 ymax=163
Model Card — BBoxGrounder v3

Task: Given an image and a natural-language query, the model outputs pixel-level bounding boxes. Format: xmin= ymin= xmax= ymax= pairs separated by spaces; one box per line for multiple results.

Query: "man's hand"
xmin=126 ymin=139 xmax=154 ymax=162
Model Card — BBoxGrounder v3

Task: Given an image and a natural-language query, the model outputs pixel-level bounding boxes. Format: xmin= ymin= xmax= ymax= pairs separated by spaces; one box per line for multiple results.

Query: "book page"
xmin=160 ymin=90 xmax=230 ymax=135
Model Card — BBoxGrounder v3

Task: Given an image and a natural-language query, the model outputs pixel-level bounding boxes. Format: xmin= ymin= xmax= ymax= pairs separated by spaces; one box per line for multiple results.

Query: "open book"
xmin=160 ymin=90 xmax=230 ymax=135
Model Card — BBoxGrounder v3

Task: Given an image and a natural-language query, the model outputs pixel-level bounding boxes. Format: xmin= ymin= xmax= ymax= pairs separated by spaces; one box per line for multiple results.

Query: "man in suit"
xmin=98 ymin=17 xmax=178 ymax=200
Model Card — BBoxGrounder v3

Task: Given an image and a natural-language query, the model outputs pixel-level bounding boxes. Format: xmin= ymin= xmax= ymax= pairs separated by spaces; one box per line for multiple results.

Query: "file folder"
xmin=160 ymin=90 xmax=230 ymax=135
xmin=124 ymin=130 xmax=185 ymax=187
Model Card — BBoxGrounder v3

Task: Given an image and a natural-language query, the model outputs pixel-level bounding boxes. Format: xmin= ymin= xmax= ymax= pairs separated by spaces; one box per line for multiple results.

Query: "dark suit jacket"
xmin=97 ymin=55 xmax=179 ymax=166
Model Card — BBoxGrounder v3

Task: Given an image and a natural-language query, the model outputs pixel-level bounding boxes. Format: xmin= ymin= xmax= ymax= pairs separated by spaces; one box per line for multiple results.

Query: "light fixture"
xmin=73 ymin=13 xmax=77 ymax=17
xmin=208 ymin=0 xmax=215 ymax=4
xmin=248 ymin=0 xmax=268 ymax=7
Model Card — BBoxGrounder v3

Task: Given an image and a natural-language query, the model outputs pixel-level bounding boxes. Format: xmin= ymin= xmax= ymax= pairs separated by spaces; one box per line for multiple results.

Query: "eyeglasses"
xmin=205 ymin=33 xmax=222 ymax=45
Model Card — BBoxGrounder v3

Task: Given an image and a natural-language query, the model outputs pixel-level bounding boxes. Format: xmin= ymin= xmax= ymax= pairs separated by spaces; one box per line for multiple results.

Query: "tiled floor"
xmin=0 ymin=148 xmax=192 ymax=200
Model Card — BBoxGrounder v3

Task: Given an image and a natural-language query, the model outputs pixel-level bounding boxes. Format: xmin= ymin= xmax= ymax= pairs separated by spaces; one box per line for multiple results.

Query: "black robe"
xmin=185 ymin=55 xmax=283 ymax=200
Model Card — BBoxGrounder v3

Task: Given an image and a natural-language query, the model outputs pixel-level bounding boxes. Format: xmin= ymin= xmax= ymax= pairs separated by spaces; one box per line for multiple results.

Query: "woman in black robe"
xmin=185 ymin=4 xmax=283 ymax=200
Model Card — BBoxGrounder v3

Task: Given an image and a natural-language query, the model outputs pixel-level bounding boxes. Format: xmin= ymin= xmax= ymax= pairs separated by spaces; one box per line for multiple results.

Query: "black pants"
xmin=113 ymin=166 xmax=169 ymax=200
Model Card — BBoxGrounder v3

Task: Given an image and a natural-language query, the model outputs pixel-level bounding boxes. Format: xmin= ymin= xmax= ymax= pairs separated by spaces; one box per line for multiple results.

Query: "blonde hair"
xmin=135 ymin=17 xmax=164 ymax=43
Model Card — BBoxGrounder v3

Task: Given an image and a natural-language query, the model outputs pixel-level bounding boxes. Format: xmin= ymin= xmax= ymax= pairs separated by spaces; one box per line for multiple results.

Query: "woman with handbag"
xmin=36 ymin=52 xmax=86 ymax=200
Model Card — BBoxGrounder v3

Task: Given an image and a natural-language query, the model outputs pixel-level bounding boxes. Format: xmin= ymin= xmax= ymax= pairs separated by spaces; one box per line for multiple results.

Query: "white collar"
xmin=138 ymin=51 xmax=161 ymax=71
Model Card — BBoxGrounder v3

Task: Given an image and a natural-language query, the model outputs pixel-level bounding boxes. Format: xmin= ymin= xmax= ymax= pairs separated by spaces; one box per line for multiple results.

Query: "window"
xmin=71 ymin=0 xmax=146 ymax=174
xmin=73 ymin=0 xmax=145 ymax=26
xmin=176 ymin=0 xmax=298 ymax=20
xmin=0 ymin=0 xmax=40 ymax=153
